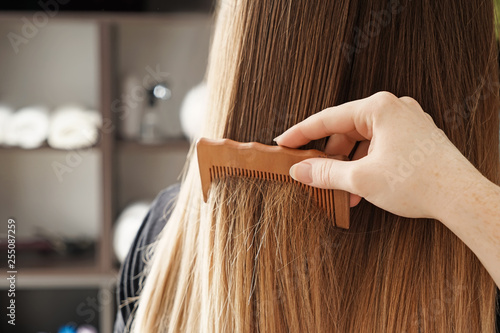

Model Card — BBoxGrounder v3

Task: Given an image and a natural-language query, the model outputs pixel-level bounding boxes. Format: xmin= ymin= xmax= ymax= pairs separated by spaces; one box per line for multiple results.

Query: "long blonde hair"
xmin=131 ymin=0 xmax=500 ymax=331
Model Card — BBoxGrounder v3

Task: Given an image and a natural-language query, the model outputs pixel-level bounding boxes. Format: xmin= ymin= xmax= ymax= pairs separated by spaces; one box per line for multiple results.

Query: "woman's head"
xmin=132 ymin=0 xmax=499 ymax=332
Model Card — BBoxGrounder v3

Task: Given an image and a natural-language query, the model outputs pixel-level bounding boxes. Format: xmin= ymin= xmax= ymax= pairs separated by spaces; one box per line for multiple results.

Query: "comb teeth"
xmin=211 ymin=165 xmax=296 ymax=183
xmin=209 ymin=165 xmax=338 ymax=225
xmin=197 ymin=138 xmax=350 ymax=229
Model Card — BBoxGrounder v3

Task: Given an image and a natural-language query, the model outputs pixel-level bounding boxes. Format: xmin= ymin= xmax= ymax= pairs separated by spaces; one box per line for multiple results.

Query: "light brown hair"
xmin=131 ymin=0 xmax=500 ymax=331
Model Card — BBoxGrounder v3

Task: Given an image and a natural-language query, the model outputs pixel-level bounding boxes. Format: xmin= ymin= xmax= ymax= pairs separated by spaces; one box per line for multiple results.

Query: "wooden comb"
xmin=196 ymin=138 xmax=350 ymax=229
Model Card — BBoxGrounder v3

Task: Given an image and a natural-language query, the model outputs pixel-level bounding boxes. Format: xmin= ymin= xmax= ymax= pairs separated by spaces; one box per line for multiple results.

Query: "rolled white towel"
xmin=113 ymin=201 xmax=151 ymax=263
xmin=0 ymin=104 xmax=14 ymax=145
xmin=47 ymin=105 xmax=102 ymax=150
xmin=180 ymin=82 xmax=208 ymax=141
xmin=4 ymin=106 xmax=50 ymax=149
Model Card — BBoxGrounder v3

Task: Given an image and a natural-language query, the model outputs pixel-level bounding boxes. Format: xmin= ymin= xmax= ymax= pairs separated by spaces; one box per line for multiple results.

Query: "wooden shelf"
xmin=0 ymin=271 xmax=118 ymax=289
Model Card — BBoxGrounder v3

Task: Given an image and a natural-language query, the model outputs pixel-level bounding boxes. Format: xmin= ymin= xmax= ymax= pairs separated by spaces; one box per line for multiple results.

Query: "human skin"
xmin=274 ymin=91 xmax=500 ymax=288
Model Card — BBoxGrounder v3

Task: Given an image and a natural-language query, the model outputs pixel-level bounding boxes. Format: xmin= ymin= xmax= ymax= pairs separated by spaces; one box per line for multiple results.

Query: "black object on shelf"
xmin=0 ymin=234 xmax=96 ymax=270
xmin=0 ymin=0 xmax=214 ymax=12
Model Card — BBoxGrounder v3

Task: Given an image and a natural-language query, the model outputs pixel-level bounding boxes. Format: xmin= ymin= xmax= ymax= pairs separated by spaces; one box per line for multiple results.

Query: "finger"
xmin=275 ymin=97 xmax=374 ymax=148
xmin=348 ymin=141 xmax=369 ymax=207
xmin=351 ymin=140 xmax=370 ymax=161
xmin=324 ymin=131 xmax=365 ymax=156
xmin=399 ymin=96 xmax=420 ymax=108
xmin=400 ymin=96 xmax=435 ymax=125
xmin=289 ymin=157 xmax=362 ymax=193
xmin=350 ymin=194 xmax=362 ymax=207
xmin=324 ymin=134 xmax=356 ymax=156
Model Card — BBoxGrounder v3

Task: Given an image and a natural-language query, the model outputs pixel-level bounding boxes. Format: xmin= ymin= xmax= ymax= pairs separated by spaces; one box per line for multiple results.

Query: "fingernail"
xmin=290 ymin=162 xmax=313 ymax=184
xmin=273 ymin=134 xmax=282 ymax=143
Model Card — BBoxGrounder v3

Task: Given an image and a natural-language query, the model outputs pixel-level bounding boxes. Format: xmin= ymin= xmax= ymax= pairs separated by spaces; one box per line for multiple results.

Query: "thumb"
xmin=289 ymin=158 xmax=358 ymax=192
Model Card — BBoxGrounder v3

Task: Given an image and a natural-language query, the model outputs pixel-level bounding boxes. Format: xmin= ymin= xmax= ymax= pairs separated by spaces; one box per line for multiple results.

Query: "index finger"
xmin=274 ymin=97 xmax=374 ymax=148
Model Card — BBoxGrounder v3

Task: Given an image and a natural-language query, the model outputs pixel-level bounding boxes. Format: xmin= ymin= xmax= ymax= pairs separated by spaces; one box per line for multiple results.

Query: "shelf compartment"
xmin=0 ymin=150 xmax=102 ymax=245
xmin=0 ymin=287 xmax=109 ymax=333
xmin=116 ymin=138 xmax=191 ymax=152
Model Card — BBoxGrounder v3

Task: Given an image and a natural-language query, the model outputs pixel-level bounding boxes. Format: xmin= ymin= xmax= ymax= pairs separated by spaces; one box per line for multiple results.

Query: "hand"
xmin=275 ymin=91 xmax=480 ymax=220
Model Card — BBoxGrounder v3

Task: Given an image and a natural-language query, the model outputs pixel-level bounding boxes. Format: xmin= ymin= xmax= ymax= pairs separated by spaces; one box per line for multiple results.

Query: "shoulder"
xmin=139 ymin=183 xmax=181 ymax=246
xmin=113 ymin=183 xmax=181 ymax=333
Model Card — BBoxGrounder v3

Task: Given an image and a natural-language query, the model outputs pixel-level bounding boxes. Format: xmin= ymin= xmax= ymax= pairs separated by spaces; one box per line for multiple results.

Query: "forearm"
xmin=436 ymin=169 xmax=500 ymax=288
xmin=275 ymin=92 xmax=500 ymax=286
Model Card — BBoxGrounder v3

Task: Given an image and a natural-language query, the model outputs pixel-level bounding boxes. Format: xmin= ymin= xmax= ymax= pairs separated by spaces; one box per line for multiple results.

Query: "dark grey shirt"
xmin=114 ymin=183 xmax=500 ymax=332
xmin=114 ymin=184 xmax=179 ymax=333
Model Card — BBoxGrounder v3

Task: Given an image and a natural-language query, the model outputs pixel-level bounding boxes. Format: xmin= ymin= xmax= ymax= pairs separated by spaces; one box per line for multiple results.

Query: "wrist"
xmin=431 ymin=157 xmax=487 ymax=225
xmin=434 ymin=163 xmax=496 ymax=235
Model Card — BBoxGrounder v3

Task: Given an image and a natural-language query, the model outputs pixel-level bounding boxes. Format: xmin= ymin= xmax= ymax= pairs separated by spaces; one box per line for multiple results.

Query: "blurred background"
xmin=0 ymin=0 xmax=214 ymax=332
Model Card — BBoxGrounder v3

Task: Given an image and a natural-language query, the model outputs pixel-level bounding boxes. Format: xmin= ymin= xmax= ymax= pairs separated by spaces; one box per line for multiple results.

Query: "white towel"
xmin=4 ymin=106 xmax=50 ymax=149
xmin=47 ymin=105 xmax=102 ymax=150
xmin=113 ymin=201 xmax=151 ymax=263
xmin=180 ymin=82 xmax=208 ymax=141
xmin=0 ymin=104 xmax=14 ymax=145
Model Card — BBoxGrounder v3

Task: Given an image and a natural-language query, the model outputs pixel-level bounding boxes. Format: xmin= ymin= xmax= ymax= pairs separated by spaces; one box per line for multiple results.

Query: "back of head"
xmin=133 ymin=0 xmax=500 ymax=332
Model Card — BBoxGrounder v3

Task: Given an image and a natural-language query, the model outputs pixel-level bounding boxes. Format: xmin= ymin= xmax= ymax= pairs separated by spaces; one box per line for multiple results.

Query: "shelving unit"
xmin=0 ymin=10 xmax=211 ymax=333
